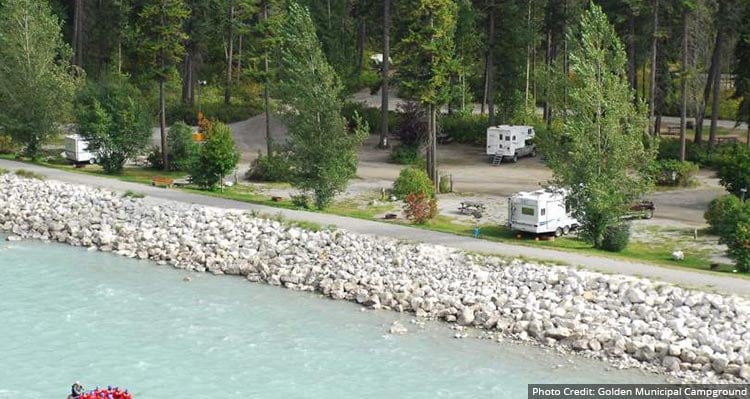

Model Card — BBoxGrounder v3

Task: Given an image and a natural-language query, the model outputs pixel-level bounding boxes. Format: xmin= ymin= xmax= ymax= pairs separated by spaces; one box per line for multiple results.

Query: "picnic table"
xmin=717 ymin=135 xmax=740 ymax=145
xmin=458 ymin=200 xmax=485 ymax=217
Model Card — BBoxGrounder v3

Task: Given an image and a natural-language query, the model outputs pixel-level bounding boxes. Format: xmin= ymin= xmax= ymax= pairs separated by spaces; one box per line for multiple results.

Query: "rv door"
xmin=487 ymin=130 xmax=500 ymax=155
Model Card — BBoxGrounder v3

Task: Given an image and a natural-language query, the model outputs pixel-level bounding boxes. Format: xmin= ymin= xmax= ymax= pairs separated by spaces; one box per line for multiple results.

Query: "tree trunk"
xmin=236 ymin=35 xmax=243 ymax=84
xmin=261 ymin=2 xmax=272 ymax=158
xmin=426 ymin=104 xmax=437 ymax=189
xmin=357 ymin=10 xmax=366 ymax=75
xmin=182 ymin=52 xmax=193 ymax=104
xmin=708 ymin=5 xmax=725 ymax=151
xmin=543 ymin=29 xmax=552 ymax=124
xmin=487 ymin=5 xmax=496 ymax=126
xmin=628 ymin=10 xmax=637 ymax=100
xmin=648 ymin=0 xmax=659 ymax=136
xmin=72 ymin=0 xmax=84 ymax=67
xmin=680 ymin=10 xmax=688 ymax=162
xmin=481 ymin=55 xmax=488 ymax=114
xmin=696 ymin=34 xmax=720 ymax=146
xmin=159 ymin=79 xmax=168 ymax=170
xmin=225 ymin=1 xmax=235 ymax=105
xmin=524 ymin=0 xmax=532 ymax=109
xmin=379 ymin=0 xmax=390 ymax=149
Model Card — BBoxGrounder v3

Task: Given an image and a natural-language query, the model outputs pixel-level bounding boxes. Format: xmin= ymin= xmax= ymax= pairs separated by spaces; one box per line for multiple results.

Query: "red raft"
xmin=68 ymin=385 xmax=132 ymax=399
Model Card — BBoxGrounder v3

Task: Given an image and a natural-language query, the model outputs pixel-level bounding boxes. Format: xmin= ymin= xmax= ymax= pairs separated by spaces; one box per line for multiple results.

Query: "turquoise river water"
xmin=0 ymin=235 xmax=662 ymax=398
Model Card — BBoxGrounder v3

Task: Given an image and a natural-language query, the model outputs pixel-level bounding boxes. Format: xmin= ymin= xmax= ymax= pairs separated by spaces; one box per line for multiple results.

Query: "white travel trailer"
xmin=62 ymin=134 xmax=97 ymax=164
xmin=486 ymin=125 xmax=536 ymax=163
xmin=507 ymin=187 xmax=578 ymax=236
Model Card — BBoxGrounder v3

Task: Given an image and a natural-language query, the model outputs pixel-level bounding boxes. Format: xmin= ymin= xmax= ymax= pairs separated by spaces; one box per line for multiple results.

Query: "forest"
xmin=42 ymin=0 xmax=749 ymax=128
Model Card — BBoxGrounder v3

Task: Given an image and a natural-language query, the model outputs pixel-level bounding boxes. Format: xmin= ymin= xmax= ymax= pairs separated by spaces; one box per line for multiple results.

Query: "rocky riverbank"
xmin=1 ymin=174 xmax=748 ymax=383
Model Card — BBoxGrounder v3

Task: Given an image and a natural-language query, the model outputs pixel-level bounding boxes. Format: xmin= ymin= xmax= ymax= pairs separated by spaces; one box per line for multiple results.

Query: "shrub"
xmin=438 ymin=173 xmax=452 ymax=194
xmin=390 ymin=144 xmax=421 ymax=165
xmin=392 ymin=167 xmax=435 ymax=200
xmin=403 ymin=192 xmax=438 ymax=224
xmin=245 ymin=150 xmax=293 ymax=182
xmin=648 ymin=159 xmax=699 ymax=187
xmin=341 ymin=102 xmax=394 ymax=136
xmin=189 ymin=122 xmax=240 ymax=190
xmin=0 ymin=134 xmax=18 ymax=154
xmin=601 ymin=223 xmax=631 ymax=252
xmin=146 ymin=146 xmax=163 ymax=169
xmin=715 ymin=145 xmax=750 ymax=197
xmin=291 ymin=194 xmax=310 ymax=208
xmin=166 ymin=122 xmax=200 ymax=171
xmin=14 ymin=169 xmax=45 ymax=180
xmin=122 ymin=190 xmax=145 ymax=199
xmin=657 ymin=139 xmax=706 ymax=164
xmin=439 ymin=113 xmax=488 ymax=145
xmin=0 ymin=168 xmax=8 ymax=175
xmin=705 ymin=195 xmax=750 ymax=272
xmin=393 ymin=101 xmax=426 ymax=146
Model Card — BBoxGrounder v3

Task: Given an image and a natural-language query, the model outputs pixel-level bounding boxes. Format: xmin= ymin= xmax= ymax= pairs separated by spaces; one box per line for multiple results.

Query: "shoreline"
xmin=1 ymin=174 xmax=749 ymax=383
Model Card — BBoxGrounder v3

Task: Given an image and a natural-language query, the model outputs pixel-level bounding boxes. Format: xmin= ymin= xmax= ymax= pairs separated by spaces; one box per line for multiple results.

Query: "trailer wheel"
xmin=511 ymin=154 xmax=518 ymax=163
xmin=644 ymin=210 xmax=653 ymax=219
xmin=563 ymin=225 xmax=570 ymax=235
xmin=554 ymin=227 xmax=563 ymax=237
xmin=88 ymin=158 xmax=96 ymax=164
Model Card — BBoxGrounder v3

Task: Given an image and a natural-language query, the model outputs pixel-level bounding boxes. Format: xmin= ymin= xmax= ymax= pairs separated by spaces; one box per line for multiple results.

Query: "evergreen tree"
xmin=0 ymin=0 xmax=80 ymax=158
xmin=541 ymin=3 xmax=654 ymax=249
xmin=734 ymin=3 xmax=750 ymax=146
xmin=277 ymin=2 xmax=367 ymax=209
xmin=395 ymin=0 xmax=457 ymax=188
xmin=135 ymin=0 xmax=190 ymax=170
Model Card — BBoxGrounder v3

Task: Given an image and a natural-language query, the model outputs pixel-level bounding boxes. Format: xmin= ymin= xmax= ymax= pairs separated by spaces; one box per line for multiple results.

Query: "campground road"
xmin=1 ymin=158 xmax=748 ymax=297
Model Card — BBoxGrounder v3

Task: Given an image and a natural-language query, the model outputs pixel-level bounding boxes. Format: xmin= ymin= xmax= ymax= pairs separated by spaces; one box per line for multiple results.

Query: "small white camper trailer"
xmin=508 ymin=187 xmax=578 ymax=236
xmin=62 ymin=135 xmax=97 ymax=164
xmin=486 ymin=125 xmax=536 ymax=163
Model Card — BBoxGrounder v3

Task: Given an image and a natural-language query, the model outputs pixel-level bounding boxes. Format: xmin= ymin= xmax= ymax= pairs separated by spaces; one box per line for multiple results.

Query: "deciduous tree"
xmin=540 ymin=3 xmax=654 ymax=248
xmin=276 ymin=2 xmax=367 ymax=209
xmin=0 ymin=0 xmax=80 ymax=158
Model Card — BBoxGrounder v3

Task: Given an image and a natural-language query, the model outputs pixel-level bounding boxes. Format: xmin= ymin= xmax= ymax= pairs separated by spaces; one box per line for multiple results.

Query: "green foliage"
xmin=393 ymin=101 xmax=427 ymax=146
xmin=715 ymin=145 xmax=750 ymax=198
xmin=389 ymin=144 xmax=421 ymax=165
xmin=135 ymin=0 xmax=190 ymax=82
xmin=75 ymin=74 xmax=152 ymax=174
xmin=403 ymin=192 xmax=438 ymax=224
xmin=122 ymin=190 xmax=145 ymax=199
xmin=0 ymin=0 xmax=79 ymax=159
xmin=439 ymin=114 xmax=489 ymax=145
xmin=276 ymin=3 xmax=367 ymax=209
xmin=392 ymin=167 xmax=435 ymax=200
xmin=290 ymin=194 xmax=310 ymax=209
xmin=166 ymin=122 xmax=199 ymax=171
xmin=0 ymin=168 xmax=9 ymax=175
xmin=189 ymin=122 xmax=240 ymax=190
xmin=704 ymin=195 xmax=750 ymax=272
xmin=648 ymin=159 xmax=699 ymax=187
xmin=540 ymin=4 xmax=654 ymax=249
xmin=166 ymin=102 xmax=261 ymax=125
xmin=245 ymin=150 xmax=293 ymax=182
xmin=705 ymin=195 xmax=740 ymax=236
xmin=657 ymin=138 xmax=706 ymax=164
xmin=14 ymin=169 xmax=46 ymax=180
xmin=341 ymin=102 xmax=394 ymax=135
xmin=601 ymin=223 xmax=631 ymax=253
xmin=0 ymin=134 xmax=18 ymax=154
xmin=395 ymin=0 xmax=457 ymax=105
xmin=735 ymin=5 xmax=750 ymax=127
xmin=438 ymin=173 xmax=452 ymax=194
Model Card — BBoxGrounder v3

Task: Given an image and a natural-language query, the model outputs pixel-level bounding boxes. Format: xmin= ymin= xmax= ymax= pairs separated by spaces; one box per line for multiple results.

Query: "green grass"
xmin=14 ymin=169 xmax=45 ymax=180
xmin=3 ymin=157 xmax=741 ymax=277
xmin=0 ymin=167 xmax=8 ymax=175
xmin=122 ymin=190 xmax=145 ymax=199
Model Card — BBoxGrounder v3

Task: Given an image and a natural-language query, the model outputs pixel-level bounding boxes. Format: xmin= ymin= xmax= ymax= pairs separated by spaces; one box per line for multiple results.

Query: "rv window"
xmin=521 ymin=207 xmax=534 ymax=216
xmin=512 ymin=136 xmax=516 ymax=141
xmin=505 ymin=136 xmax=510 ymax=141
xmin=541 ymin=208 xmax=546 ymax=216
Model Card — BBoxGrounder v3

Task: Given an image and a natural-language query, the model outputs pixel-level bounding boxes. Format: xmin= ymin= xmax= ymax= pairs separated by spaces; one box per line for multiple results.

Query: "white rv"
xmin=62 ymin=135 xmax=97 ymax=164
xmin=508 ymin=187 xmax=578 ymax=236
xmin=486 ymin=125 xmax=536 ymax=163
